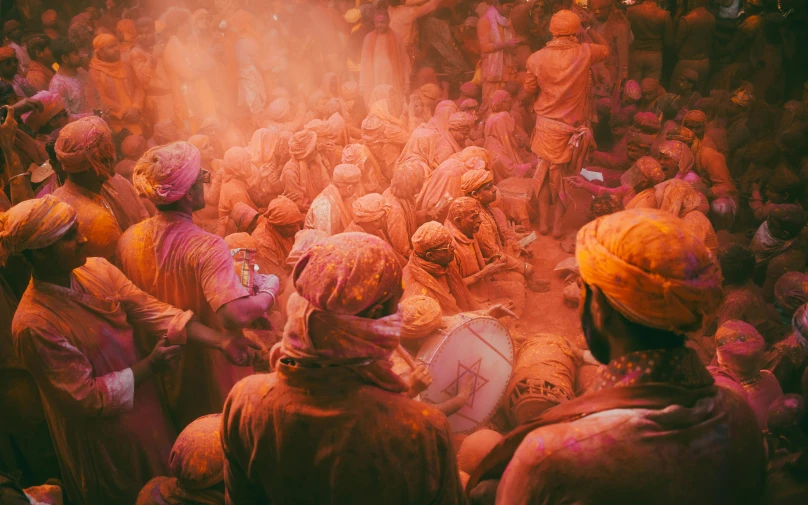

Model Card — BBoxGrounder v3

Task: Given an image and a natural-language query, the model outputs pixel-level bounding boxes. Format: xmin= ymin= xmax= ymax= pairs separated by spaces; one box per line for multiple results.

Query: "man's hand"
xmin=456 ymin=373 xmax=476 ymax=402
xmin=485 ymin=303 xmax=518 ymax=319
xmin=407 ymin=362 xmax=433 ymax=397
xmin=566 ymin=175 xmax=587 ymax=189
xmin=147 ymin=336 xmax=183 ymax=373
xmin=0 ymin=106 xmax=19 ymax=148
xmin=220 ymin=334 xmax=261 ymax=366
xmin=254 ymin=273 xmax=280 ymax=297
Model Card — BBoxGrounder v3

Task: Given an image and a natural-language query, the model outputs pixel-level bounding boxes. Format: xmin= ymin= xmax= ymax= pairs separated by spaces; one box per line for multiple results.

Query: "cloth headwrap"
xmin=284 ymin=233 xmax=407 ymax=393
xmin=286 ymin=229 xmax=327 ymax=268
xmin=265 ymin=195 xmax=303 ymax=226
xmin=461 ymin=169 xmax=494 ymax=194
xmin=460 ymin=99 xmax=479 ymax=111
xmin=121 ymin=135 xmax=146 ymax=159
xmin=398 ymin=295 xmax=443 ymax=340
xmin=0 ymin=47 xmax=16 ymax=61
xmin=452 ymin=146 xmax=491 ymax=167
xmin=93 ymin=33 xmax=118 ymax=51
xmin=344 ymin=8 xmax=362 ymax=24
xmin=267 ymin=98 xmax=291 ymax=122
xmin=418 ymin=83 xmax=442 ymax=104
xmin=168 ymin=413 xmax=224 ymax=490
xmin=133 ymin=142 xmax=201 ymax=205
xmin=448 ymin=112 xmax=475 ymax=131
xmin=460 ymin=82 xmax=480 ymax=97
xmin=683 ymin=110 xmax=707 ymax=126
xmin=490 ymin=90 xmax=511 ymax=111
xmin=332 ymin=163 xmax=361 ymax=185
xmin=620 ymin=156 xmax=664 ymax=190
xmin=655 ymin=179 xmax=701 ymax=218
xmin=627 ymin=130 xmax=655 ymax=147
xmin=790 ymin=304 xmax=808 ymax=352
xmin=714 ymin=320 xmax=765 ymax=381
xmin=222 ymin=147 xmax=252 ymax=182
xmin=658 ymin=140 xmax=694 ymax=175
xmin=42 ymin=10 xmax=58 ymax=25
xmin=247 ymin=128 xmax=279 ymax=165
xmin=341 ymin=144 xmax=368 ymax=166
xmin=730 ymin=84 xmax=754 ymax=107
xmin=549 ymin=9 xmax=581 ymax=36
xmin=632 ymin=112 xmax=662 ymax=133
xmin=0 ymin=195 xmax=77 ymax=267
xmin=576 ymin=208 xmax=723 ymax=333
xmin=774 ymin=272 xmax=808 ymax=315
xmin=341 ymin=81 xmax=360 ymax=101
xmin=352 ymin=193 xmax=387 ymax=223
xmin=187 ymin=134 xmax=211 ymax=152
xmin=625 ymin=80 xmax=642 ymax=101
xmin=22 ymin=91 xmax=65 ymax=132
xmin=412 ymin=221 xmax=452 ymax=254
xmin=361 ymin=116 xmax=385 ymax=144
xmin=666 ymin=126 xmax=695 ymax=145
xmin=230 ymin=202 xmax=258 ymax=233
xmin=288 ymin=130 xmax=317 ymax=160
xmin=192 ymin=9 xmax=210 ymax=26
xmin=54 ymin=116 xmax=116 ymax=175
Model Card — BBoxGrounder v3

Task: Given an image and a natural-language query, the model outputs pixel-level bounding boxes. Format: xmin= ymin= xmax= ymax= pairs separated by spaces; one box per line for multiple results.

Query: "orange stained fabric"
xmin=54 ymin=116 xmax=116 ymax=176
xmin=0 ymin=195 xmax=76 ymax=266
xmin=12 ymin=256 xmax=192 ymax=505
xmin=655 ymin=179 xmax=718 ymax=252
xmin=116 ymin=211 xmax=251 ymax=430
xmin=89 ymin=39 xmax=145 ymax=135
xmin=576 ymin=208 xmax=723 ymax=333
xmin=360 ymin=28 xmax=409 ymax=106
xmin=484 ymin=111 xmax=527 ymax=182
xmin=303 ymin=184 xmax=353 ymax=236
xmin=397 ymin=294 xmax=443 ymax=340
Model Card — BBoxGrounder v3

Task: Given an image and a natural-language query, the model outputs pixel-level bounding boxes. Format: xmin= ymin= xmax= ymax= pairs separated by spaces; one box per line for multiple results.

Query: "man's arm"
xmin=412 ymin=0 xmax=442 ymax=19
xmin=0 ymin=107 xmax=34 ymax=204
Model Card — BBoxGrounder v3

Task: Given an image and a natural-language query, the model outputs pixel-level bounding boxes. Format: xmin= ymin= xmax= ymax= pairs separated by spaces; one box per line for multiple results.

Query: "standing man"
xmin=525 ymin=10 xmax=609 ymax=237
xmin=387 ymin=0 xmax=442 ymax=61
xmin=360 ymin=11 xmax=410 ymax=107
xmin=468 ymin=209 xmax=765 ymax=504
xmin=304 ymin=163 xmax=362 ymax=236
xmin=120 ymin=141 xmax=277 ymax=431
xmin=2 ymin=20 xmax=30 ymax=74
xmin=627 ymin=0 xmax=673 ymax=81
xmin=0 ymin=47 xmax=36 ymax=101
xmin=49 ymin=37 xmax=95 ymax=117
xmin=24 ymin=35 xmax=56 ymax=92
xmin=88 ymin=34 xmax=144 ymax=136
xmin=590 ymin=0 xmax=631 ymax=89
xmin=671 ymin=0 xmax=715 ymax=93
xmin=478 ymin=0 xmax=520 ymax=110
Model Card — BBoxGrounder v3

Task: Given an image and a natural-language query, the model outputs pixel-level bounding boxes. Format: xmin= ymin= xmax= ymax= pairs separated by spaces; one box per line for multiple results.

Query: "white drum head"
xmin=418 ymin=317 xmax=514 ymax=433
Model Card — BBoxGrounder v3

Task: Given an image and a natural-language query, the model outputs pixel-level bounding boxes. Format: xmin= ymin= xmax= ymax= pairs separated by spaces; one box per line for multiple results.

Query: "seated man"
xmin=444 ymin=197 xmax=524 ymax=315
xmin=251 ymin=195 xmax=304 ymax=280
xmin=765 ymin=300 xmax=808 ymax=396
xmin=402 ymin=221 xmax=480 ymax=315
xmin=221 ymin=233 xmax=466 ymax=504
xmin=304 ymin=163 xmax=362 ymax=236
xmin=749 ymin=204 xmax=808 ymax=300
xmin=345 ymin=193 xmax=406 ymax=266
xmin=461 ymin=169 xmax=547 ymax=294
xmin=469 ymin=208 xmax=765 ymax=505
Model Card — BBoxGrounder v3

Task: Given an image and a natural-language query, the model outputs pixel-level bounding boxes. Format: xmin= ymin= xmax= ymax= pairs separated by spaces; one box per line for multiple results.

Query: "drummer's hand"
xmin=407 ymin=363 xmax=432 ymax=397
xmin=485 ymin=303 xmax=517 ymax=319
xmin=456 ymin=373 xmax=476 ymax=402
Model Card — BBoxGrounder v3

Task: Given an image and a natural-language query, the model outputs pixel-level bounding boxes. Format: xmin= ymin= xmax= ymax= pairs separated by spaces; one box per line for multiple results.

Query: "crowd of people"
xmin=0 ymin=0 xmax=807 ymax=504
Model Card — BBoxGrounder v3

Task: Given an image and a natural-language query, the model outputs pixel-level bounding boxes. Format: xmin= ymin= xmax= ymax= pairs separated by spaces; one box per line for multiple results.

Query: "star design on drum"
xmin=441 ymin=358 xmax=489 ymax=409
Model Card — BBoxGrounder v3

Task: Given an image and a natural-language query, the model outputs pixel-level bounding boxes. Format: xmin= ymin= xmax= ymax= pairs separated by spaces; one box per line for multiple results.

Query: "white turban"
xmin=133 ymin=142 xmax=202 ymax=205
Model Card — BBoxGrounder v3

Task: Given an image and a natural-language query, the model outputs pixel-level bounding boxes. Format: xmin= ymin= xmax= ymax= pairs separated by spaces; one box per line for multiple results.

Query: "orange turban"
xmin=683 ymin=110 xmax=708 ymax=126
xmin=411 ymin=221 xmax=452 ymax=254
xmin=461 ymin=169 xmax=494 ymax=195
xmin=398 ymin=295 xmax=443 ymax=339
xmin=93 ymin=33 xmax=118 ymax=51
xmin=0 ymin=195 xmax=77 ymax=266
xmin=549 ymin=9 xmax=581 ymax=36
xmin=286 ymin=229 xmax=327 ymax=268
xmin=332 ymin=164 xmax=362 ymax=185
xmin=222 ymin=147 xmax=252 ymax=182
xmin=54 ymin=116 xmax=116 ymax=175
xmin=168 ymin=414 xmax=224 ymax=489
xmin=0 ymin=47 xmax=17 ymax=61
xmin=351 ymin=193 xmax=387 ymax=223
xmin=288 ymin=130 xmax=317 ymax=160
xmin=265 ymin=195 xmax=304 ymax=226
xmin=576 ymin=208 xmax=723 ymax=333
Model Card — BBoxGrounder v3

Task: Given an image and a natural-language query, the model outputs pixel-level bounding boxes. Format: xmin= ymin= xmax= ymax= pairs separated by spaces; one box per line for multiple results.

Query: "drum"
xmin=230 ymin=248 xmax=257 ymax=292
xmin=505 ymin=334 xmax=576 ymax=426
xmin=416 ymin=315 xmax=514 ymax=434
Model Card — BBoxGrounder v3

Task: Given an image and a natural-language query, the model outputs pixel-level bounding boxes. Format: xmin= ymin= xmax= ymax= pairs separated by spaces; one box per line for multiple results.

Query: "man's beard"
xmin=581 ymin=285 xmax=611 ymax=365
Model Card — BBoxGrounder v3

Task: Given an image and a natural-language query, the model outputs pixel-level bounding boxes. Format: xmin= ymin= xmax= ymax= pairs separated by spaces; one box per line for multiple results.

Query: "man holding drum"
xmin=468 ymin=209 xmax=766 ymax=505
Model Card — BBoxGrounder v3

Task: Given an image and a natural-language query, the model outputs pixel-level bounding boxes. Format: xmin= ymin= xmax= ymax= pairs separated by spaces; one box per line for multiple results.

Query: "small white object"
xmin=580 ymin=168 xmax=604 ymax=182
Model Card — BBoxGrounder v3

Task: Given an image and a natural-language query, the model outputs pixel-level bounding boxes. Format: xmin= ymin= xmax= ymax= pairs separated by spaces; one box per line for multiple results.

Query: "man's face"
xmin=374 ymin=15 xmax=389 ymax=33
xmin=63 ymin=50 xmax=82 ymax=68
xmin=656 ymin=152 xmax=678 ymax=178
xmin=495 ymin=1 xmax=515 ymax=17
xmin=5 ymin=26 xmax=22 ymax=41
xmin=49 ymin=110 xmax=70 ymax=131
xmin=275 ymin=222 xmax=301 ymax=238
xmin=493 ymin=97 xmax=513 ymax=113
xmin=199 ymin=143 xmax=215 ymax=162
xmin=0 ymin=57 xmax=20 ymax=79
xmin=579 ymin=282 xmax=611 ymax=364
xmin=195 ymin=13 xmax=211 ymax=32
xmin=641 ymin=86 xmax=657 ymax=104
xmin=38 ymin=47 xmax=56 ymax=66
xmin=190 ymin=170 xmax=206 ymax=211
xmin=474 ymin=182 xmax=497 ymax=205
xmin=98 ymin=42 xmax=121 ymax=63
xmin=38 ymin=222 xmax=88 ymax=273
xmin=592 ymin=3 xmax=611 ymax=22
xmin=336 ymin=181 xmax=357 ymax=199
xmin=106 ymin=0 xmax=117 ymax=10
xmin=424 ymin=241 xmax=455 ymax=267
xmin=456 ymin=210 xmax=482 ymax=238
xmin=677 ymin=76 xmax=693 ymax=94
xmin=683 ymin=121 xmax=705 ymax=139
xmin=136 ymin=24 xmax=156 ymax=48
xmin=627 ymin=143 xmax=649 ymax=162
xmin=450 ymin=127 xmax=469 ymax=143
xmin=362 ymin=215 xmax=386 ymax=234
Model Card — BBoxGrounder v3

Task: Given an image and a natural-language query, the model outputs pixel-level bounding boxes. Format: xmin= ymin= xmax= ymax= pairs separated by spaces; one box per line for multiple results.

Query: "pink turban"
xmin=448 ymin=112 xmax=475 ymax=131
xmin=92 ymin=33 xmax=118 ymax=51
xmin=54 ymin=116 xmax=116 ymax=175
xmin=265 ymin=195 xmax=304 ymax=226
xmin=460 ymin=82 xmax=480 ymax=97
xmin=715 ymin=320 xmax=765 ymax=381
xmin=351 ymin=193 xmax=387 ymax=223
xmin=0 ymin=195 xmax=77 ymax=266
xmin=625 ymin=80 xmax=642 ymax=101
xmin=133 ymin=141 xmax=202 ymax=205
xmin=22 ymin=91 xmax=65 ymax=132
xmin=490 ymin=90 xmax=512 ymax=111
xmin=332 ymin=164 xmax=362 ymax=185
xmin=549 ymin=9 xmax=581 ymax=36
xmin=222 ymin=147 xmax=252 ymax=182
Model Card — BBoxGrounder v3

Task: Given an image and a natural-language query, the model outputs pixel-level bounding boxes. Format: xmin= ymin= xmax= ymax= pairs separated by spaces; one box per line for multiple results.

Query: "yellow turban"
xmin=576 ymin=208 xmax=723 ymax=333
xmin=550 ymin=9 xmax=581 ymax=36
xmin=92 ymin=33 xmax=118 ymax=51
xmin=133 ymin=141 xmax=201 ymax=205
xmin=398 ymin=295 xmax=443 ymax=340
xmin=351 ymin=193 xmax=387 ymax=223
xmin=0 ymin=195 xmax=77 ymax=266
xmin=461 ymin=169 xmax=494 ymax=195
